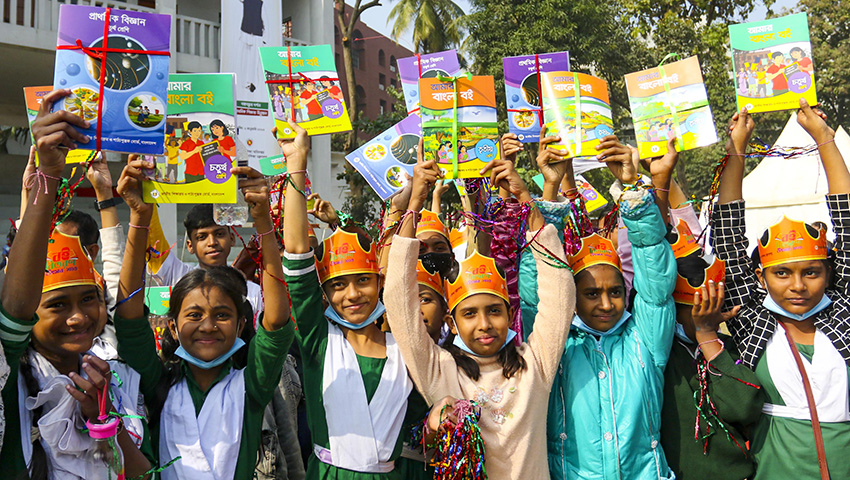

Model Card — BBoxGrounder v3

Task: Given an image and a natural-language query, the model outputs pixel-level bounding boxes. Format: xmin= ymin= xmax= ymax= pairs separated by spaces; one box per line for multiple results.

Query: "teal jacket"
xmin=520 ymin=190 xmax=677 ymax=480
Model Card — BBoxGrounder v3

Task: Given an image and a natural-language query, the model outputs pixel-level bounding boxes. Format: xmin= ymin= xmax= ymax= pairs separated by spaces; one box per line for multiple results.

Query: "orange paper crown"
xmin=316 ymin=229 xmax=379 ymax=284
xmin=43 ymin=230 xmax=98 ymax=293
xmin=444 ymin=251 xmax=509 ymax=312
xmin=417 ymin=260 xmax=446 ymax=298
xmin=449 ymin=227 xmax=466 ymax=250
xmin=673 ymin=258 xmax=726 ymax=305
xmin=416 ymin=209 xmax=449 ymax=241
xmin=670 ymin=219 xmax=701 ymax=260
xmin=567 ymin=234 xmax=621 ymax=274
xmin=758 ymin=216 xmax=827 ymax=269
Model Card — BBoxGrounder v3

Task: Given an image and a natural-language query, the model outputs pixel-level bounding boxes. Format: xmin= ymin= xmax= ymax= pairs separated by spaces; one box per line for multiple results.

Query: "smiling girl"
xmin=384 ymin=151 xmax=575 ymax=478
xmin=713 ymin=101 xmax=850 ymax=479
xmin=0 ymin=89 xmax=153 ymax=479
xmin=111 ymin=151 xmax=294 ymax=479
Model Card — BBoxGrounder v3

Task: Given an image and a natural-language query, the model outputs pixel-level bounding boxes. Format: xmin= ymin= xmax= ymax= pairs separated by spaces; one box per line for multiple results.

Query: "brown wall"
xmin=334 ymin=3 xmax=413 ymax=126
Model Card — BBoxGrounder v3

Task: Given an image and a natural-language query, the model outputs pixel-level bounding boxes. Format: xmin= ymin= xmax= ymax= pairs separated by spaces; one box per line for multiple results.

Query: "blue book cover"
xmin=52 ymin=5 xmax=171 ymax=154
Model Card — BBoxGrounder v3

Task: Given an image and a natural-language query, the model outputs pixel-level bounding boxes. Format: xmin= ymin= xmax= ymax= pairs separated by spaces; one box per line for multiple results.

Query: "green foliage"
xmin=387 ymin=0 xmax=466 ymax=53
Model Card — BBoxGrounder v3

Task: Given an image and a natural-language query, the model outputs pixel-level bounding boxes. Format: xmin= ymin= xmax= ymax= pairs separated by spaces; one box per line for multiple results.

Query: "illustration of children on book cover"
xmin=52 ymin=5 xmax=170 ymax=154
xmin=540 ymin=72 xmax=614 ymax=157
xmin=259 ymin=45 xmax=352 ymax=138
xmin=398 ymin=49 xmax=462 ymax=114
xmin=25 ymin=86 xmax=92 ymax=164
xmin=420 ymin=76 xmax=501 ymax=179
xmin=729 ymin=13 xmax=816 ymax=113
xmin=142 ymin=73 xmax=238 ymax=204
xmin=625 ymin=55 xmax=717 ymax=158
xmin=503 ymin=51 xmax=570 ymax=142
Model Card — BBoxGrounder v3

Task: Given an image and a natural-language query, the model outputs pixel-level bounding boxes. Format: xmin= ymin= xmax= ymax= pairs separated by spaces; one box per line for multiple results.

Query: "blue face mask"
xmin=452 ymin=328 xmax=517 ymax=357
xmin=762 ymin=293 xmax=832 ymax=321
xmin=175 ymin=337 xmax=246 ymax=370
xmin=324 ymin=301 xmax=386 ymax=330
xmin=572 ymin=310 xmax=632 ymax=337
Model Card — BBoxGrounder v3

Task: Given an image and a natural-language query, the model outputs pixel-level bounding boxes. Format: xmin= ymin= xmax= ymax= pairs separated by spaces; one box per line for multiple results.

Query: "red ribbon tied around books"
xmin=55 ymin=7 xmax=170 ymax=153
xmin=264 ymin=45 xmax=340 ymax=127
xmin=506 ymin=53 xmax=545 ymax=128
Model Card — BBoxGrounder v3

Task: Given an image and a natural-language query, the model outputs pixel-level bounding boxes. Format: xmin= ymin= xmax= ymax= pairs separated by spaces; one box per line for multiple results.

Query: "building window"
xmin=283 ymin=17 xmax=293 ymax=38
xmin=353 ymin=29 xmax=365 ymax=70
xmin=380 ymin=100 xmax=387 ymax=115
xmin=379 ymin=73 xmax=386 ymax=86
xmin=390 ymin=55 xmax=397 ymax=73
xmin=356 ymin=85 xmax=367 ymax=113
xmin=378 ymin=50 xmax=386 ymax=66
xmin=390 ymin=78 xmax=397 ymax=89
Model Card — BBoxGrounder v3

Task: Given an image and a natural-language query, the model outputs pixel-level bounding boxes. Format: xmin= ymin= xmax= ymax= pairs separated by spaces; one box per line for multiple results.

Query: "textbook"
xmin=503 ymin=52 xmax=571 ymax=142
xmin=625 ymin=56 xmax=718 ymax=159
xmin=145 ymin=286 xmax=171 ymax=316
xmin=142 ymin=73 xmax=238 ymax=204
xmin=24 ymin=86 xmax=92 ymax=164
xmin=259 ymin=44 xmax=352 ymax=138
xmin=346 ymin=113 xmax=422 ymax=200
xmin=52 ymin=4 xmax=170 ymax=154
xmin=540 ymin=72 xmax=614 ymax=157
xmin=420 ymin=75 xmax=501 ymax=179
xmin=729 ymin=13 xmax=816 ymax=113
xmin=398 ymin=49 xmax=462 ymax=115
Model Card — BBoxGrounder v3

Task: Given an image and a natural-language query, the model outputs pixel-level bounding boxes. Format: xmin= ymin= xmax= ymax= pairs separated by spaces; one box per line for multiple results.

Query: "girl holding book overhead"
xmin=111 ymin=150 xmax=295 ymax=479
xmin=712 ymin=100 xmax=850 ymax=479
xmin=280 ymin=121 xmax=417 ymax=479
xmin=0 ymin=88 xmax=153 ymax=479
xmin=520 ymin=134 xmax=679 ymax=479
xmin=384 ymin=149 xmax=575 ymax=479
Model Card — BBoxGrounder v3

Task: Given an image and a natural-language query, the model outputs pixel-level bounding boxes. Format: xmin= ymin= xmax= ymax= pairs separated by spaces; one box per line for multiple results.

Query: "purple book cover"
xmin=503 ymin=51 xmax=570 ymax=142
xmin=346 ymin=113 xmax=422 ymax=200
xmin=52 ymin=4 xmax=171 ymax=154
xmin=398 ymin=50 xmax=461 ymax=114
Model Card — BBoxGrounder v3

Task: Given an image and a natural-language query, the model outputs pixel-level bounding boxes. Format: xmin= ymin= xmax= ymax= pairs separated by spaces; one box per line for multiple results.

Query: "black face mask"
xmin=419 ymin=252 xmax=454 ymax=277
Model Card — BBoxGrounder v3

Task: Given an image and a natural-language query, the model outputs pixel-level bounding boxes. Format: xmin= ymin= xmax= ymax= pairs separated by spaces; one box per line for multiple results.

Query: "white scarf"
xmin=160 ymin=368 xmax=246 ymax=480
xmin=763 ymin=329 xmax=850 ymax=422
xmin=17 ymin=349 xmax=145 ymax=480
xmin=319 ymin=322 xmax=413 ymax=473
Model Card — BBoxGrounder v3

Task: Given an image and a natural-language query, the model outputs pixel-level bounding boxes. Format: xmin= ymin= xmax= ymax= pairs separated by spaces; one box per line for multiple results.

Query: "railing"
xmin=175 ymin=14 xmax=220 ymax=60
xmin=0 ymin=0 xmax=219 ymax=62
xmin=282 ymin=35 xmax=310 ymax=47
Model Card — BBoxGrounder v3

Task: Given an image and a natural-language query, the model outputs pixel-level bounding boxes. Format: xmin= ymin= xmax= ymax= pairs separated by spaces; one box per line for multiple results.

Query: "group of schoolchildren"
xmin=0 ymin=87 xmax=847 ymax=480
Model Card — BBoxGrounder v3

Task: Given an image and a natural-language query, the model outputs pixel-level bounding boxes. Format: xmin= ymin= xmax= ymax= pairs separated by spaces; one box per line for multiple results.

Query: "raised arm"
xmin=524 ymin=224 xmax=574 ymax=384
xmin=498 ymin=133 xmax=524 ymax=200
xmin=797 ymin=98 xmax=850 ymax=195
xmin=431 ymin=179 xmax=450 ymax=214
xmin=281 ymin=121 xmax=312 ymax=255
xmin=377 ymin=180 xmax=412 ymax=273
xmin=234 ymin=166 xmax=291 ymax=330
xmin=537 ymin=128 xmax=570 ymax=202
xmin=114 ymin=157 xmax=154 ymax=321
xmin=647 ymin=137 xmax=679 ymax=225
xmin=2 ymin=89 xmax=89 ymax=320
xmin=718 ymin=108 xmax=754 ymax=204
xmin=389 ymin=150 xmax=451 ymax=397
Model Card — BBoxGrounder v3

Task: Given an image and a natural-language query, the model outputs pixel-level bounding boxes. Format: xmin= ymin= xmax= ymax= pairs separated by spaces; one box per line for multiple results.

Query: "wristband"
xmin=94 ymin=196 xmax=123 ymax=211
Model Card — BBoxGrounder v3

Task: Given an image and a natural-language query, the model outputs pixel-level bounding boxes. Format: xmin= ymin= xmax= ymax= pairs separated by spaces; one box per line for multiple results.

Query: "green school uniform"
xmin=751 ymin=343 xmax=850 ymax=480
xmin=115 ymin=313 xmax=294 ymax=479
xmin=283 ymin=252 xmax=411 ymax=480
xmin=0 ymin=302 xmax=155 ymax=476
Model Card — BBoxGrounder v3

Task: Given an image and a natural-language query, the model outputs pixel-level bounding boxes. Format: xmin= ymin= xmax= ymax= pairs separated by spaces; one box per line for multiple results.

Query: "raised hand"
xmin=537 ymin=130 xmax=570 ymax=187
xmin=274 ymin=120 xmax=310 ymax=171
xmin=116 ymin=155 xmax=153 ymax=216
xmin=480 ymin=156 xmax=531 ymax=202
xmin=501 ymin=133 xmax=524 ymax=164
xmin=233 ymin=166 xmax=271 ymax=220
xmin=86 ymin=151 xmax=113 ymax=195
xmin=30 ymin=89 xmax=91 ymax=177
xmin=648 ymin=137 xmax=679 ymax=182
xmin=726 ymin=108 xmax=755 ymax=153
xmin=596 ymin=135 xmax=638 ymax=184
xmin=308 ymin=192 xmax=340 ymax=225
xmin=691 ymin=281 xmax=740 ymax=334
xmin=389 ymin=174 xmax=413 ymax=213
xmin=796 ymin=98 xmax=834 ymax=144
xmin=409 ymin=137 xmax=442 ymax=212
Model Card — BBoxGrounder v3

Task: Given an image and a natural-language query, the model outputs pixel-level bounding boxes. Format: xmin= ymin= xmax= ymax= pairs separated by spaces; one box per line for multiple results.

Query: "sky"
xmin=357 ymin=0 xmax=798 ymax=51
